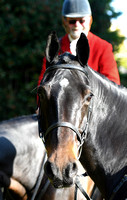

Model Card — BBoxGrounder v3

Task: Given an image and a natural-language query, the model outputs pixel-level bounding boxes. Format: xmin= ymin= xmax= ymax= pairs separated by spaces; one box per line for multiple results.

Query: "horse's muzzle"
xmin=44 ymin=160 xmax=78 ymax=188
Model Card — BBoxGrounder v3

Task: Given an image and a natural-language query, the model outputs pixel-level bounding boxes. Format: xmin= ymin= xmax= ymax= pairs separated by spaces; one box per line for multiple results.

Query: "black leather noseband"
xmin=44 ymin=122 xmax=82 ymax=143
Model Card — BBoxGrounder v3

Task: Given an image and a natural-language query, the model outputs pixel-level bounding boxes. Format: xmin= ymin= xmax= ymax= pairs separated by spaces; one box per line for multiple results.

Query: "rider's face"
xmin=65 ymin=16 xmax=91 ymax=39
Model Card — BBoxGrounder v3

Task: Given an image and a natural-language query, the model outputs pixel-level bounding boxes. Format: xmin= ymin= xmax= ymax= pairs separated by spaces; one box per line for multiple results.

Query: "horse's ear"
xmin=76 ymin=33 xmax=89 ymax=66
xmin=46 ymin=31 xmax=60 ymax=64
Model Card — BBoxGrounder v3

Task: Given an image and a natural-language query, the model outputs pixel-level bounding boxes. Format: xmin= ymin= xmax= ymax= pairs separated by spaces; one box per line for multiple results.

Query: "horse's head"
xmin=38 ymin=32 xmax=93 ymax=188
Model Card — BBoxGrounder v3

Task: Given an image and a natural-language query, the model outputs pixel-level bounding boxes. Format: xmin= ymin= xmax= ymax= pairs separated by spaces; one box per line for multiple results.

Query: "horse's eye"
xmin=85 ymin=93 xmax=94 ymax=105
xmin=87 ymin=93 xmax=94 ymax=101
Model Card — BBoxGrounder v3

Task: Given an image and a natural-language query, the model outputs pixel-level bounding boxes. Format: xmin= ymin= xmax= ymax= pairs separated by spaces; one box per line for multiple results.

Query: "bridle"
xmin=38 ymin=64 xmax=92 ymax=200
xmin=40 ymin=107 xmax=91 ymax=160
xmin=39 ymin=64 xmax=92 ymax=159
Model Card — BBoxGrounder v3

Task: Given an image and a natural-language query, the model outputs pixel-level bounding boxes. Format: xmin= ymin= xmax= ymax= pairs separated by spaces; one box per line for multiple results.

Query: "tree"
xmin=0 ymin=0 xmax=125 ymax=120
xmin=89 ymin=0 xmax=125 ymax=52
xmin=0 ymin=0 xmax=64 ymax=120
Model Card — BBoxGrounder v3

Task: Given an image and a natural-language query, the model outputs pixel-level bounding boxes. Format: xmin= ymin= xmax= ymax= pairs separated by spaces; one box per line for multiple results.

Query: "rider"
xmin=38 ymin=0 xmax=120 ymax=87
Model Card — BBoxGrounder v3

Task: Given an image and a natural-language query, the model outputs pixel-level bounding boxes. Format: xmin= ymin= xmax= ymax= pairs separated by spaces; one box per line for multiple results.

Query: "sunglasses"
xmin=68 ymin=19 xmax=85 ymax=25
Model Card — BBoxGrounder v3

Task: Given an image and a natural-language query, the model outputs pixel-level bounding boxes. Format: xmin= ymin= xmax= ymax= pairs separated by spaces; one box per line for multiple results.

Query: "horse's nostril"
xmin=44 ymin=161 xmax=54 ymax=179
xmin=64 ymin=162 xmax=78 ymax=178
xmin=72 ymin=162 xmax=77 ymax=172
xmin=71 ymin=162 xmax=78 ymax=177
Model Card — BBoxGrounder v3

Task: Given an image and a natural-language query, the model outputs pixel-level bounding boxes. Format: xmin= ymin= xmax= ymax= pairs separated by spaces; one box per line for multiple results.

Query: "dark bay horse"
xmin=0 ymin=115 xmax=96 ymax=200
xmin=38 ymin=32 xmax=127 ymax=200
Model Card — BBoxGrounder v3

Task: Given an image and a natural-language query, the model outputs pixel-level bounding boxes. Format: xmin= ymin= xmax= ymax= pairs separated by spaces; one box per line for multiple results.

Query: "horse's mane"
xmin=88 ymin=66 xmax=127 ymax=101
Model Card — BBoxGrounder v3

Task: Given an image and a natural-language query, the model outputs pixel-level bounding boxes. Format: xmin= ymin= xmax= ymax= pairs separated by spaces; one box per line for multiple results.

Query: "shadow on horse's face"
xmin=38 ymin=32 xmax=92 ymax=188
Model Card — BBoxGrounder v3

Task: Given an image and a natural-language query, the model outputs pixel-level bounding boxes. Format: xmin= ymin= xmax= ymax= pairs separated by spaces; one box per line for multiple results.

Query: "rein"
xmin=31 ymin=152 xmax=47 ymax=200
xmin=75 ymin=173 xmax=92 ymax=200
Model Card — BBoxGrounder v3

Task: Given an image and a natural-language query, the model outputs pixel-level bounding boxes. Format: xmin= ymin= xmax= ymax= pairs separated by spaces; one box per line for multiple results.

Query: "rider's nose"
xmin=75 ymin=21 xmax=81 ymax=26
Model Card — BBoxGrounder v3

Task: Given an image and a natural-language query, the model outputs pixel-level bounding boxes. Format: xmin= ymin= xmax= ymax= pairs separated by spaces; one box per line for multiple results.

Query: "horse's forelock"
xmin=58 ymin=52 xmax=79 ymax=65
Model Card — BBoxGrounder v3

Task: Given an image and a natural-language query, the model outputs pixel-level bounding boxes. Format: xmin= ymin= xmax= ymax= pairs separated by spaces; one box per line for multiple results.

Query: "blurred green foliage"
xmin=120 ymin=73 xmax=127 ymax=87
xmin=0 ymin=0 xmax=63 ymax=120
xmin=0 ymin=0 xmax=126 ymax=120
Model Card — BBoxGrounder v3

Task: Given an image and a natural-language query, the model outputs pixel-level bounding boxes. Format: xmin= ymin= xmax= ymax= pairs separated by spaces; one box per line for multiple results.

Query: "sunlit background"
xmin=111 ymin=0 xmax=127 ymax=38
xmin=111 ymin=0 xmax=127 ymax=72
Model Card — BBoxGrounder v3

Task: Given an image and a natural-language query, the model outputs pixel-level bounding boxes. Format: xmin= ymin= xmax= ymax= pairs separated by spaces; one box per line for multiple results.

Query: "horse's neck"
xmin=82 ymin=67 xmax=127 ymax=198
